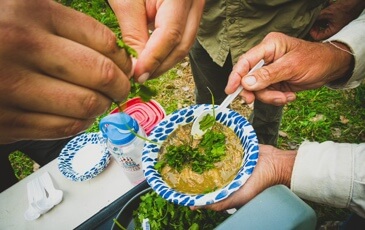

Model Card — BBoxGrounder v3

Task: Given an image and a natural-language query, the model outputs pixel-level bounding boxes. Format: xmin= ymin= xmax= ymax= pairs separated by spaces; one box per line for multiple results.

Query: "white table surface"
xmin=0 ymin=159 xmax=134 ymax=230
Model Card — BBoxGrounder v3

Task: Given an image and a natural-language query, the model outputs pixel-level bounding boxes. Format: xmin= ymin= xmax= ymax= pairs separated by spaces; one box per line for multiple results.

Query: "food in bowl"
xmin=142 ymin=104 xmax=258 ymax=206
xmin=156 ymin=122 xmax=243 ymax=194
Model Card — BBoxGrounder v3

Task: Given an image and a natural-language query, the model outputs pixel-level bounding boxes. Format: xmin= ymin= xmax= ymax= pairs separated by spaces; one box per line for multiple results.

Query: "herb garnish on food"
xmin=155 ymin=129 xmax=226 ymax=174
xmin=198 ymin=113 xmax=216 ymax=132
xmin=198 ymin=87 xmax=216 ymax=131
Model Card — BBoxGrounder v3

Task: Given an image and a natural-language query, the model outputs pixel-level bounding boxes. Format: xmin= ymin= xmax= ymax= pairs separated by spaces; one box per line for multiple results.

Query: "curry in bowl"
xmin=142 ymin=104 xmax=258 ymax=206
xmin=156 ymin=122 xmax=242 ymax=194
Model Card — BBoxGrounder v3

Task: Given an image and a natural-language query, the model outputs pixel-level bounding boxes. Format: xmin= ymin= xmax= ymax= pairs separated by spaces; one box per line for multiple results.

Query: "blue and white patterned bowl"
xmin=142 ymin=104 xmax=259 ymax=206
xmin=58 ymin=132 xmax=110 ymax=182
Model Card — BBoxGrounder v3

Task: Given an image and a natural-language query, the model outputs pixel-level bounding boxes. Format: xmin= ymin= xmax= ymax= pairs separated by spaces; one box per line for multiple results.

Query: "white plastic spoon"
xmin=40 ymin=172 xmax=63 ymax=206
xmin=191 ymin=59 xmax=265 ymax=139
xmin=24 ymin=181 xmax=41 ymax=221
xmin=33 ymin=178 xmax=54 ymax=213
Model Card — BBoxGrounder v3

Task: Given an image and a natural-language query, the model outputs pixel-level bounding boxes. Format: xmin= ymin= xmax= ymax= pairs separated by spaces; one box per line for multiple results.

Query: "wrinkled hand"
xmin=310 ymin=0 xmax=365 ymax=40
xmin=108 ymin=0 xmax=205 ymax=82
xmin=225 ymin=32 xmax=353 ymax=106
xmin=191 ymin=145 xmax=296 ymax=212
xmin=0 ymin=0 xmax=132 ymax=144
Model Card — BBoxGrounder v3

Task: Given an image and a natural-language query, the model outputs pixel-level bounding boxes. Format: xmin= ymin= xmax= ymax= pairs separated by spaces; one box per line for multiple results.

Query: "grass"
xmin=278 ymin=86 xmax=365 ymax=225
xmin=279 ymin=87 xmax=365 ymax=147
xmin=8 ymin=0 xmax=365 ymax=228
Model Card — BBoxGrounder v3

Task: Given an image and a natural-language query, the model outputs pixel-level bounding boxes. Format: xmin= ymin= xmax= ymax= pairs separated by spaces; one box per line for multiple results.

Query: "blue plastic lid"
xmin=99 ymin=113 xmax=140 ymax=145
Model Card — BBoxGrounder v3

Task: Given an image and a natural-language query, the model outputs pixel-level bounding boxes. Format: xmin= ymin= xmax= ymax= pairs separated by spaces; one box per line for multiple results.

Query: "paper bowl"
xmin=142 ymin=104 xmax=259 ymax=206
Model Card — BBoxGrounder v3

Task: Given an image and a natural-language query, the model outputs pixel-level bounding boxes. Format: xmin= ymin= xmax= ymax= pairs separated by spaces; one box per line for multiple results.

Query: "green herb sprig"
xmin=155 ymin=129 xmax=226 ymax=174
xmin=129 ymin=80 xmax=158 ymax=102
xmin=198 ymin=87 xmax=217 ymax=131
xmin=114 ymin=102 xmax=159 ymax=145
xmin=199 ymin=114 xmax=215 ymax=132
xmin=131 ymin=190 xmax=229 ymax=230
xmin=117 ymin=39 xmax=138 ymax=58
xmin=116 ymin=39 xmax=157 ymax=103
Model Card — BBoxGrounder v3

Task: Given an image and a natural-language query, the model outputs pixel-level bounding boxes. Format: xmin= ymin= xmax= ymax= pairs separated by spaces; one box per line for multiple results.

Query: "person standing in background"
xmin=109 ymin=0 xmax=363 ymax=146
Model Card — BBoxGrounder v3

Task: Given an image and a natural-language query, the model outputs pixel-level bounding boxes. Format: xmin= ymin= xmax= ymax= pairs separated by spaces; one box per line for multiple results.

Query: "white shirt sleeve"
xmin=324 ymin=9 xmax=365 ymax=89
xmin=290 ymin=9 xmax=365 ymax=218
xmin=291 ymin=141 xmax=365 ymax=218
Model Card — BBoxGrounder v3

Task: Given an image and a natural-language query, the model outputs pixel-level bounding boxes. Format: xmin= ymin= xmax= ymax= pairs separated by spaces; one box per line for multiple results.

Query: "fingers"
xmin=230 ymin=33 xmax=299 ymax=92
xmin=1 ymin=70 xmax=111 ymax=119
xmin=226 ymin=40 xmax=275 ymax=94
xmin=145 ymin=0 xmax=205 ymax=79
xmin=254 ymin=90 xmax=296 ymax=106
xmin=225 ymin=33 xmax=304 ymax=105
xmin=309 ymin=7 xmax=332 ymax=41
xmin=193 ymin=145 xmax=278 ymax=212
xmin=309 ymin=11 xmax=337 ymax=41
xmin=107 ymin=0 xmax=149 ymax=57
xmin=0 ymin=109 xmax=94 ymax=144
xmin=51 ymin=1 xmax=133 ymax=77
xmin=133 ymin=0 xmax=199 ymax=81
xmin=21 ymin=34 xmax=131 ymax=102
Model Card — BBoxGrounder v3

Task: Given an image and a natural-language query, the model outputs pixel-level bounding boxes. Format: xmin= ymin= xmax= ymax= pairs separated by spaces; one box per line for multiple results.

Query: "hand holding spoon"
xmin=191 ymin=59 xmax=264 ymax=139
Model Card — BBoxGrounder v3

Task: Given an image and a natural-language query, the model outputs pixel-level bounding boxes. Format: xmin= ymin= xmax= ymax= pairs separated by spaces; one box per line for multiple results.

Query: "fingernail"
xmin=130 ymin=58 xmax=137 ymax=77
xmin=244 ymin=75 xmax=256 ymax=86
xmin=273 ymin=98 xmax=284 ymax=104
xmin=137 ymin=72 xmax=150 ymax=83
xmin=287 ymin=95 xmax=296 ymax=102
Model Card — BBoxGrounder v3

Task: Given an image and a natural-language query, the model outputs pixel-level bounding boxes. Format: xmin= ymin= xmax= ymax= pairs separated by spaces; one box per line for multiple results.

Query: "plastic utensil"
xmin=39 ymin=172 xmax=63 ymax=205
xmin=191 ymin=59 xmax=265 ymax=139
xmin=24 ymin=181 xmax=41 ymax=221
xmin=32 ymin=177 xmax=54 ymax=213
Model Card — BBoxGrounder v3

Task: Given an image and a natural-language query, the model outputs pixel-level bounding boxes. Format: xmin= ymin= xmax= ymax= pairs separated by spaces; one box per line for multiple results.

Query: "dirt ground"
xmin=152 ymin=57 xmax=254 ymax=119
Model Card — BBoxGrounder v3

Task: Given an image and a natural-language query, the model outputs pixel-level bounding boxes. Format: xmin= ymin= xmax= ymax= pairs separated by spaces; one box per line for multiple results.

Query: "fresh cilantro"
xmin=156 ymin=129 xmax=226 ymax=174
xmin=198 ymin=87 xmax=217 ymax=131
xmin=128 ymin=82 xmax=158 ymax=102
xmin=199 ymin=113 xmax=216 ymax=131
xmin=116 ymin=38 xmax=157 ymax=102
xmin=117 ymin=39 xmax=138 ymax=58
xmin=131 ymin=190 xmax=230 ymax=230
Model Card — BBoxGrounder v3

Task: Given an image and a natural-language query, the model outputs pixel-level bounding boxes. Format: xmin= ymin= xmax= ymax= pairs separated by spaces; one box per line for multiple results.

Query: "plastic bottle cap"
xmin=100 ymin=113 xmax=140 ymax=145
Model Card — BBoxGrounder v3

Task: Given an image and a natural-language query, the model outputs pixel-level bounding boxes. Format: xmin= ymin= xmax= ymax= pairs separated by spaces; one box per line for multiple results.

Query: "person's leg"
xmin=189 ymin=39 xmax=232 ymax=104
xmin=250 ymin=100 xmax=283 ymax=146
xmin=189 ymin=39 xmax=282 ymax=146
xmin=342 ymin=213 xmax=365 ymax=230
xmin=0 ymin=137 xmax=74 ymax=192
xmin=19 ymin=138 xmax=74 ymax=166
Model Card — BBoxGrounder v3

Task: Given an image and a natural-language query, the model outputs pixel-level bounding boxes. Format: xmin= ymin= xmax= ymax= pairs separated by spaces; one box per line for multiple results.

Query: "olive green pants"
xmin=189 ymin=39 xmax=283 ymax=146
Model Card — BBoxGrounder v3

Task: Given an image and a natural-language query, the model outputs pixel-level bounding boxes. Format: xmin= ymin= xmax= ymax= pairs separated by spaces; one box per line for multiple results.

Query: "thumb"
xmin=108 ymin=0 xmax=149 ymax=56
xmin=239 ymin=57 xmax=293 ymax=92
xmin=238 ymin=65 xmax=274 ymax=92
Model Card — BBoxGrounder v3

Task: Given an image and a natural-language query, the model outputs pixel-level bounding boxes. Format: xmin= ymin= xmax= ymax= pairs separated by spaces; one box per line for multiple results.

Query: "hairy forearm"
xmin=322 ymin=41 xmax=354 ymax=85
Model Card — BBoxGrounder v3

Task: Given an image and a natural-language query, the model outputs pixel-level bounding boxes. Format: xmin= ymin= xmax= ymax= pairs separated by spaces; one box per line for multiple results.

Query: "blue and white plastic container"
xmin=100 ymin=113 xmax=146 ymax=185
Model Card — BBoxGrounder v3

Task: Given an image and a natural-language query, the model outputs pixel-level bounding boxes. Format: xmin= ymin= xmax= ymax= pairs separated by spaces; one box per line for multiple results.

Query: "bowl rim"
xmin=142 ymin=104 xmax=259 ymax=206
xmin=58 ymin=132 xmax=110 ymax=182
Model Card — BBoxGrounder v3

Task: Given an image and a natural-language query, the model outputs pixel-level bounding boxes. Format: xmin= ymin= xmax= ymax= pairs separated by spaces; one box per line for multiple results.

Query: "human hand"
xmin=225 ymin=32 xmax=353 ymax=106
xmin=0 ymin=0 xmax=132 ymax=144
xmin=191 ymin=145 xmax=296 ymax=212
xmin=310 ymin=0 xmax=365 ymax=40
xmin=108 ymin=0 xmax=205 ymax=82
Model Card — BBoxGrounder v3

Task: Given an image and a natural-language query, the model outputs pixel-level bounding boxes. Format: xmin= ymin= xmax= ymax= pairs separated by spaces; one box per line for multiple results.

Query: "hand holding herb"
xmin=0 ymin=0 xmax=134 ymax=143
